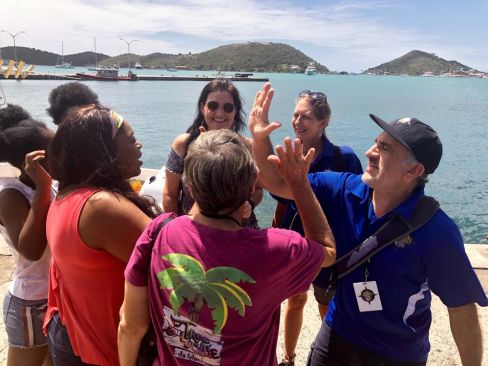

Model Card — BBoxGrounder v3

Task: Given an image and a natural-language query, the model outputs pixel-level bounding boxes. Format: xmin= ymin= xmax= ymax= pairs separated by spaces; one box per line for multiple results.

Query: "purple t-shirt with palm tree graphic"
xmin=125 ymin=213 xmax=325 ymax=366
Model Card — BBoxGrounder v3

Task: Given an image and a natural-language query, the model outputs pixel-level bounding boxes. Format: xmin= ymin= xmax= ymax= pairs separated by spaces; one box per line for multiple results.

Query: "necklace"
xmin=199 ymin=211 xmax=243 ymax=228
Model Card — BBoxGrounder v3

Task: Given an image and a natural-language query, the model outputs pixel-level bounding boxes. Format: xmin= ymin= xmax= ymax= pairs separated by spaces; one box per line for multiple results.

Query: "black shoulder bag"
xmin=326 ymin=196 xmax=439 ymax=293
xmin=137 ymin=215 xmax=174 ymax=366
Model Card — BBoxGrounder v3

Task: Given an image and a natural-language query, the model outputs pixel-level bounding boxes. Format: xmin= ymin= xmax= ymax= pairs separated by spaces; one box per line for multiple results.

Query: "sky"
xmin=1 ymin=0 xmax=487 ymax=73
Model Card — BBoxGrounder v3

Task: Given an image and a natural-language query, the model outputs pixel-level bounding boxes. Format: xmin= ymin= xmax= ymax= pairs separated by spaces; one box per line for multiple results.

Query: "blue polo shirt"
xmin=310 ymin=172 xmax=488 ymax=362
xmin=275 ymin=135 xmax=363 ymax=232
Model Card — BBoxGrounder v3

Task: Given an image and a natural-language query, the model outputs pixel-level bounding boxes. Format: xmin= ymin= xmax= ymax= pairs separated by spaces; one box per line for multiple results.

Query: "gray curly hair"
xmin=182 ymin=129 xmax=257 ymax=215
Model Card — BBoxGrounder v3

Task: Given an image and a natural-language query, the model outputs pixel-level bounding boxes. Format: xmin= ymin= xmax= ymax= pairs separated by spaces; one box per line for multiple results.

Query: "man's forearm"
xmin=448 ymin=303 xmax=483 ymax=366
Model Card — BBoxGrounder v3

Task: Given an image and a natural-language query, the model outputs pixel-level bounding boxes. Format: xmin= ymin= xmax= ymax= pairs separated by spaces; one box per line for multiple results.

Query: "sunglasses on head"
xmin=206 ymin=101 xmax=236 ymax=113
xmin=298 ymin=90 xmax=327 ymax=101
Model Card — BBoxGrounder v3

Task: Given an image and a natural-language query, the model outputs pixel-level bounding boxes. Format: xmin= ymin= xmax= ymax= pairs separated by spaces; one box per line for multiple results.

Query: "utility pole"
xmin=119 ymin=38 xmax=138 ymax=71
xmin=1 ymin=30 xmax=26 ymax=62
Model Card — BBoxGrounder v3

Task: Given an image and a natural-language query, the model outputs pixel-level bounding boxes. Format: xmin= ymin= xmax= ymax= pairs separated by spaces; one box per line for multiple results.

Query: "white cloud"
xmin=1 ymin=0 xmax=486 ymax=72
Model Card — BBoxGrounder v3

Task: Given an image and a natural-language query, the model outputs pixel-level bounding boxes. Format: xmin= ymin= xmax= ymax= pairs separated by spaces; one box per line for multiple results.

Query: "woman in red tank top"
xmin=44 ymin=104 xmax=161 ymax=366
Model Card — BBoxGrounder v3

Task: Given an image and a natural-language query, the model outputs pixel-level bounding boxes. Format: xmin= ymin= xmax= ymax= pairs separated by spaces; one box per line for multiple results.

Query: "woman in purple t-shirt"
xmin=119 ymin=128 xmax=336 ymax=365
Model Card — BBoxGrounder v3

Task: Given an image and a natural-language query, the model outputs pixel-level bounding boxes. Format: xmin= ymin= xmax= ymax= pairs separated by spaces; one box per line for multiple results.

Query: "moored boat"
xmin=55 ymin=41 xmax=75 ymax=69
xmin=76 ymin=67 xmax=137 ymax=81
xmin=234 ymin=72 xmax=253 ymax=78
xmin=305 ymin=62 xmax=317 ymax=75
xmin=55 ymin=62 xmax=74 ymax=69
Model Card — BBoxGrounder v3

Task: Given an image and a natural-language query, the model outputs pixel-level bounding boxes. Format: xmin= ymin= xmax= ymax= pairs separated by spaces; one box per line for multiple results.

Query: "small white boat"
xmin=134 ymin=62 xmax=143 ymax=69
xmin=88 ymin=65 xmax=115 ymax=72
xmin=55 ymin=62 xmax=74 ymax=69
xmin=55 ymin=41 xmax=75 ymax=69
xmin=305 ymin=62 xmax=317 ymax=75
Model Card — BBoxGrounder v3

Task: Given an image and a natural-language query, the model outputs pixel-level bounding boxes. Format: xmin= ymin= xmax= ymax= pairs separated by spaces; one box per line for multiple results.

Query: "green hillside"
xmin=1 ymin=43 xmax=327 ymax=73
xmin=1 ymin=47 xmax=59 ymax=65
xmin=99 ymin=53 xmax=173 ymax=69
xmin=363 ymin=50 xmax=472 ymax=75
xmin=63 ymin=51 xmax=111 ymax=67
xmin=0 ymin=47 xmax=110 ymax=66
xmin=93 ymin=43 xmax=329 ymax=73
xmin=181 ymin=42 xmax=327 ymax=72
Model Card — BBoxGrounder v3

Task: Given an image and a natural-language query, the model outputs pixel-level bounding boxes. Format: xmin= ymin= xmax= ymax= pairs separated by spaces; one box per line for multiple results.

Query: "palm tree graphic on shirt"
xmin=157 ymin=253 xmax=255 ymax=334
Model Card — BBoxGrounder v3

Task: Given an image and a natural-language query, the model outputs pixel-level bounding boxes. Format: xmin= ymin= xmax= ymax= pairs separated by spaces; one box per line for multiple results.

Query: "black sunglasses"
xmin=298 ymin=90 xmax=327 ymax=101
xmin=206 ymin=101 xmax=235 ymax=113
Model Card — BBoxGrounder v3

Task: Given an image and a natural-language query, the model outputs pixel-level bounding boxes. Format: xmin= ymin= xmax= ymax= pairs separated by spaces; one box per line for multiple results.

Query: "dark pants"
xmin=306 ymin=322 xmax=427 ymax=366
xmin=47 ymin=312 xmax=97 ymax=366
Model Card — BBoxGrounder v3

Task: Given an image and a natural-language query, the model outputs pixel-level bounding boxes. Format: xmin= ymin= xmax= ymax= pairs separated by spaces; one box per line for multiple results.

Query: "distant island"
xmin=0 ymin=42 xmax=328 ymax=73
xmin=363 ymin=50 xmax=480 ymax=76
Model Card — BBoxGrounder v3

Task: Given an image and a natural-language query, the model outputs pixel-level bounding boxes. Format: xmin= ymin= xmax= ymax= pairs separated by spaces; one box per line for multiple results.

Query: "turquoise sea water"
xmin=2 ymin=68 xmax=487 ymax=243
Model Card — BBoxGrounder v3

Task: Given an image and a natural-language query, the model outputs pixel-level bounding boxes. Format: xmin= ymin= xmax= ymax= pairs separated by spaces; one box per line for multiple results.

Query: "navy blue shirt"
xmin=310 ymin=172 xmax=488 ymax=362
xmin=275 ymin=135 xmax=363 ymax=232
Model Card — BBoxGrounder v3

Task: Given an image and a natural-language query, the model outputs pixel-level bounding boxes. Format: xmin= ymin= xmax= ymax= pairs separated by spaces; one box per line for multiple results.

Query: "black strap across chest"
xmin=332 ymin=195 xmax=439 ymax=282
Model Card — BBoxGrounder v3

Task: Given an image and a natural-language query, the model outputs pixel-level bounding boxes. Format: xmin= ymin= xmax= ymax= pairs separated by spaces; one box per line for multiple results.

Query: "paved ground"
xmin=0 ymin=234 xmax=486 ymax=365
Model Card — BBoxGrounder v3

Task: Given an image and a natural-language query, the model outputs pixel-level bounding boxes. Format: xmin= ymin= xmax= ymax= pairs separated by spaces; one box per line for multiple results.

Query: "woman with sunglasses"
xmin=277 ymin=90 xmax=363 ymax=366
xmin=44 ymin=105 xmax=161 ymax=365
xmin=163 ymin=78 xmax=262 ymax=225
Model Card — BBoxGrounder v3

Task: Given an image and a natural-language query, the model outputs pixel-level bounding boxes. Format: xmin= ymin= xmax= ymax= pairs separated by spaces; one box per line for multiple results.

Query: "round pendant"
xmin=359 ymin=288 xmax=376 ymax=303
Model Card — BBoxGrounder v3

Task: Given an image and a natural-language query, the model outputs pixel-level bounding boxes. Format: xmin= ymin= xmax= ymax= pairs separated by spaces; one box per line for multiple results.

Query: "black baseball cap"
xmin=369 ymin=114 xmax=443 ymax=174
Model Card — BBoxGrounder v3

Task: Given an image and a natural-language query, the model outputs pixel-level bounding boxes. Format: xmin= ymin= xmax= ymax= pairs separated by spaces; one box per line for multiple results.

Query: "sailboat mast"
xmin=61 ymin=41 xmax=64 ymax=64
xmin=94 ymin=37 xmax=97 ymax=67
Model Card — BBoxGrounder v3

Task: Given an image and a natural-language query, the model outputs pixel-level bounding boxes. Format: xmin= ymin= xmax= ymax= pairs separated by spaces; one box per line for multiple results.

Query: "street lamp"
xmin=119 ymin=38 xmax=138 ymax=71
xmin=1 ymin=30 xmax=26 ymax=62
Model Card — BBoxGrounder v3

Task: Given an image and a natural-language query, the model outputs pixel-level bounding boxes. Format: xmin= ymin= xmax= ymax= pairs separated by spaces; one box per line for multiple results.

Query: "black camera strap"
xmin=330 ymin=195 xmax=439 ymax=285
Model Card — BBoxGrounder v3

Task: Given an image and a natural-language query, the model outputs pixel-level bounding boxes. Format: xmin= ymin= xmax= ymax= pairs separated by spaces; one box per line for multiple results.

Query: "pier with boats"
xmin=0 ymin=59 xmax=269 ymax=82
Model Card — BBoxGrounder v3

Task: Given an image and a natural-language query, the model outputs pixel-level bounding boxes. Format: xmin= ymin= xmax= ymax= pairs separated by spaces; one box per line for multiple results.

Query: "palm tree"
xmin=158 ymin=253 xmax=255 ymax=333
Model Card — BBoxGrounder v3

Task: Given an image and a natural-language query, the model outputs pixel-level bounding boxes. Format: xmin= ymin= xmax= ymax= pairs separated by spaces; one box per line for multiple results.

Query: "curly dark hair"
xmin=0 ymin=117 xmax=51 ymax=169
xmin=0 ymin=104 xmax=31 ymax=130
xmin=185 ymin=78 xmax=246 ymax=145
xmin=48 ymin=104 xmax=160 ymax=218
xmin=46 ymin=82 xmax=100 ymax=125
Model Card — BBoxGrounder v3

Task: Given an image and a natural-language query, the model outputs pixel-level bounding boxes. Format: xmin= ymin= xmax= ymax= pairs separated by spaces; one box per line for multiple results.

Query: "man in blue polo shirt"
xmin=250 ymin=83 xmax=487 ymax=366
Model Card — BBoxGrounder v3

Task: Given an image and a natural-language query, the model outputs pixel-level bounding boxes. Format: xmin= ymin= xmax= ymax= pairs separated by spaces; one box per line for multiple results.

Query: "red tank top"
xmin=44 ymin=188 xmax=126 ymax=365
